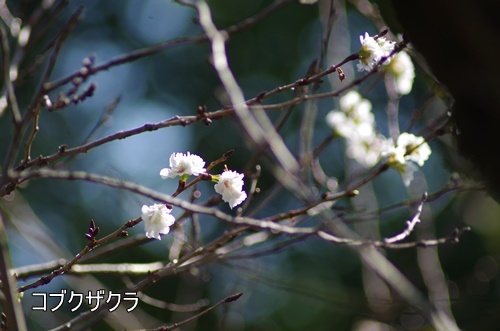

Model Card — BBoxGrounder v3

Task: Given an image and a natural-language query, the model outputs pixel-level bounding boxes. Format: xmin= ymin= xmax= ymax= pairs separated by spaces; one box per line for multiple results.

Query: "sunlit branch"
xmin=384 ymin=193 xmax=426 ymax=244
xmin=14 ymin=261 xmax=164 ymax=280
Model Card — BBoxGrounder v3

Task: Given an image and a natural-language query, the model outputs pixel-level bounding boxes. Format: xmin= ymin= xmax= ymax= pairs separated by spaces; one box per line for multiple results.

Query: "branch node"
xmin=336 ymin=67 xmax=345 ymax=82
xmin=255 ymin=91 xmax=267 ymax=103
xmin=225 ymin=292 xmax=243 ymax=303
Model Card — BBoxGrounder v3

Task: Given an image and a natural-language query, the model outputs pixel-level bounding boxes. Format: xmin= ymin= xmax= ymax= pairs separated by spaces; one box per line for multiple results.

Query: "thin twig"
xmin=206 ymin=149 xmax=234 ymax=172
xmin=29 ymin=170 xmax=467 ymax=331
xmin=0 ymin=21 xmax=24 ymax=190
xmin=127 ymin=292 xmax=243 ymax=331
xmin=44 ymin=0 xmax=292 ymax=93
xmin=298 ymin=0 xmax=336 ymax=182
xmin=237 ymin=165 xmax=261 ymax=215
xmin=18 ymin=217 xmax=142 ymax=292
xmin=3 ymin=45 xmax=375 ymax=180
xmin=0 ymin=23 xmax=21 ymax=124
xmin=162 ymin=293 xmax=243 ymax=331
xmin=79 ymin=236 xmax=152 ymax=264
xmin=196 ymin=0 xmax=299 ymax=173
xmin=51 ymin=229 xmax=244 ymax=330
xmin=14 ymin=261 xmax=164 ymax=279
xmin=21 ymin=6 xmax=84 ymax=165
xmin=12 ymin=259 xmax=66 ymax=281
xmin=0 ymin=213 xmax=27 ymax=330
xmin=22 ymin=0 xmax=69 ymax=52
xmin=348 ymin=182 xmax=483 ymax=222
xmin=226 ymin=233 xmax=309 ymax=260
xmin=14 ymin=169 xmax=471 ymax=249
xmin=36 ymin=6 xmax=83 ymax=96
xmin=384 ymin=193 xmax=426 ymax=244
xmin=10 ymin=0 xmax=67 ymax=86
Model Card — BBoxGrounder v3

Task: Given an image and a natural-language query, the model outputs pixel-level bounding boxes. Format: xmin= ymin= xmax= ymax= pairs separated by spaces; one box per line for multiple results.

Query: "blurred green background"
xmin=1 ymin=0 xmax=499 ymax=330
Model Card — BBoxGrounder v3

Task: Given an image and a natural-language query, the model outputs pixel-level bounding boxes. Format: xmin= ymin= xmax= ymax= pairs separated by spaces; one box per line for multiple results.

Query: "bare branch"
xmin=14 ymin=261 xmax=164 ymax=279
xmin=0 ymin=213 xmax=27 ymax=330
xmin=0 ymin=23 xmax=21 ymax=124
xmin=384 ymin=193 xmax=426 ymax=244
xmin=126 ymin=292 xmax=243 ymax=331
xmin=18 ymin=217 xmax=142 ymax=292
xmin=44 ymin=0 xmax=293 ymax=94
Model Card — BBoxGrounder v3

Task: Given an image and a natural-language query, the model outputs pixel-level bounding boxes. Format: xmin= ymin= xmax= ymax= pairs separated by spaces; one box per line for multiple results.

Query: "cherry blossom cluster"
xmin=141 ymin=152 xmax=247 ymax=240
xmin=386 ymin=50 xmax=415 ymax=95
xmin=383 ymin=133 xmax=431 ymax=186
xmin=141 ymin=204 xmax=176 ymax=240
xmin=357 ymin=32 xmax=415 ymax=96
xmin=357 ymin=32 xmax=395 ymax=72
xmin=326 ymin=90 xmax=387 ymax=168
xmin=326 ymin=92 xmax=431 ymax=186
xmin=324 ymin=31 xmax=424 ymax=185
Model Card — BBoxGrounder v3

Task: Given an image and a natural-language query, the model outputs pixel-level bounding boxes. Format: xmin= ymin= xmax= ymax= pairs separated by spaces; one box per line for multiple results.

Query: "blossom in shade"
xmin=384 ymin=133 xmax=431 ymax=167
xmin=214 ymin=170 xmax=247 ymax=209
xmin=383 ymin=132 xmax=432 ymax=186
xmin=160 ymin=152 xmax=206 ymax=179
xmin=326 ymin=91 xmax=374 ymax=138
xmin=141 ymin=204 xmax=176 ymax=240
xmin=346 ymin=134 xmax=389 ymax=168
xmin=357 ymin=32 xmax=395 ymax=72
xmin=326 ymin=91 xmax=385 ymax=168
xmin=339 ymin=90 xmax=372 ymax=116
xmin=395 ymin=133 xmax=431 ymax=166
xmin=400 ymin=162 xmax=419 ymax=187
xmin=387 ymin=51 xmax=415 ymax=95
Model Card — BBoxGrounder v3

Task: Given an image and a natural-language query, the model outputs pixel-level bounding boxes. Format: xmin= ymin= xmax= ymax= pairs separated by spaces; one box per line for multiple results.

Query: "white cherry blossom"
xmin=326 ymin=112 xmax=356 ymax=138
xmin=357 ymin=32 xmax=395 ymax=72
xmin=214 ymin=170 xmax=247 ymax=209
xmin=160 ymin=152 xmax=206 ymax=179
xmin=382 ymin=133 xmax=432 ymax=186
xmin=326 ymin=91 xmax=374 ymax=138
xmin=339 ymin=90 xmax=370 ymax=115
xmin=141 ymin=204 xmax=176 ymax=240
xmin=400 ymin=162 xmax=419 ymax=187
xmin=357 ymin=33 xmax=382 ymax=72
xmin=326 ymin=91 xmax=384 ymax=167
xmin=387 ymin=51 xmax=415 ymax=95
xmin=346 ymin=134 xmax=389 ymax=168
xmin=396 ymin=133 xmax=431 ymax=166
